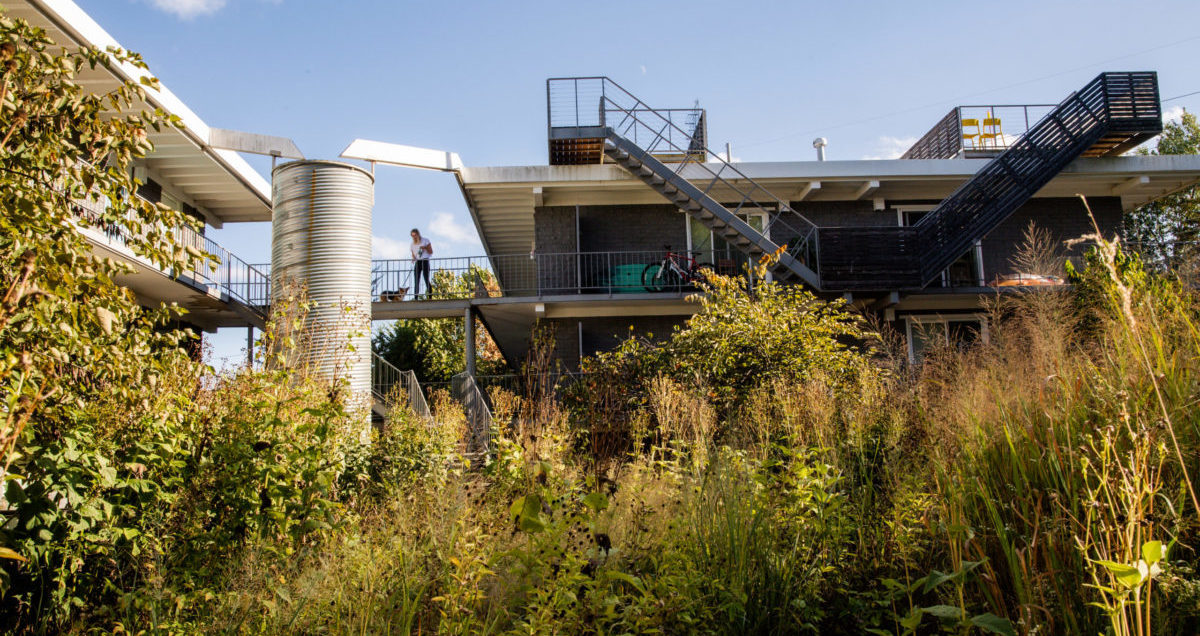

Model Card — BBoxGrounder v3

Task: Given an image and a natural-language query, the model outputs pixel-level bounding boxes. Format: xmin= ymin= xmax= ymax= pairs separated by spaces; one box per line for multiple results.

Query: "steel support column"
xmin=464 ymin=307 xmax=476 ymax=377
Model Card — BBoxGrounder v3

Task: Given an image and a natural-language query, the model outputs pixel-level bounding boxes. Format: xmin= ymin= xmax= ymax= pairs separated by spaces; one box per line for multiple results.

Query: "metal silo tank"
xmin=270 ymin=160 xmax=374 ymax=420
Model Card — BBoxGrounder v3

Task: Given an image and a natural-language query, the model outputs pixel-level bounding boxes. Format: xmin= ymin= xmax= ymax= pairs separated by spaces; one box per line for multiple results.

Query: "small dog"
xmin=379 ymin=288 xmax=409 ymax=302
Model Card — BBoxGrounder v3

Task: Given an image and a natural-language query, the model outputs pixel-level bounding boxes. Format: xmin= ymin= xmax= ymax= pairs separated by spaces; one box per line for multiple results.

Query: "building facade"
xmin=378 ymin=75 xmax=1200 ymax=368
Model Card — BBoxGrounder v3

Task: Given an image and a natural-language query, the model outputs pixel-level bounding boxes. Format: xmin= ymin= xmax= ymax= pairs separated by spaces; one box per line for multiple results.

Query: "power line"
xmin=1164 ymin=90 xmax=1200 ymax=103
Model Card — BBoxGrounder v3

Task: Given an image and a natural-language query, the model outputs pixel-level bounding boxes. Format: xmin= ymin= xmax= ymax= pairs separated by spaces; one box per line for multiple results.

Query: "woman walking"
xmin=410 ymin=228 xmax=433 ymax=299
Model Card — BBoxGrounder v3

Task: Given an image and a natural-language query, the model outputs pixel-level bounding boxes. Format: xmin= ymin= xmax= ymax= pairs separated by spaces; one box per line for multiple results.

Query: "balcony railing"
xmin=371 ymin=249 xmax=734 ymax=302
xmin=901 ymin=104 xmax=1057 ymax=160
xmin=71 ymin=195 xmax=270 ymax=311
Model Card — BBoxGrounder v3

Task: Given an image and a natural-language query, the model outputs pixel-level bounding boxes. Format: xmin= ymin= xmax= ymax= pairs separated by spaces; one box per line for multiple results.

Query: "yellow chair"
xmin=961 ymin=117 xmax=981 ymax=148
xmin=978 ymin=113 xmax=1004 ymax=148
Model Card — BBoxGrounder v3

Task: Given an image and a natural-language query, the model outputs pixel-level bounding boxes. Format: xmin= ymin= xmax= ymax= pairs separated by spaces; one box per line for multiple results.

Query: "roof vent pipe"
xmin=813 ymin=137 xmax=827 ymax=161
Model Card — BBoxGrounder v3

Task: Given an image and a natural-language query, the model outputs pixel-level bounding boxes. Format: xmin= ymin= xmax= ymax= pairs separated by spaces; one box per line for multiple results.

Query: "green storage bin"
xmin=607 ymin=263 xmax=648 ymax=293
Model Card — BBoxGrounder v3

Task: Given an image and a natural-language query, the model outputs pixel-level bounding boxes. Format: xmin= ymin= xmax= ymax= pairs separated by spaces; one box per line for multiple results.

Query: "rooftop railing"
xmin=901 ymin=104 xmax=1057 ymax=160
xmin=547 ymin=77 xmax=707 ymax=159
xmin=547 ymin=76 xmax=821 ymax=283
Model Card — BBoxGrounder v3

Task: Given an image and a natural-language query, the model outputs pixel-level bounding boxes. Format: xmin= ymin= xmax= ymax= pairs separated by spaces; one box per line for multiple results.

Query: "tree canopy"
xmin=373 ymin=267 xmax=505 ymax=383
xmin=1125 ymin=110 xmax=1200 ymax=268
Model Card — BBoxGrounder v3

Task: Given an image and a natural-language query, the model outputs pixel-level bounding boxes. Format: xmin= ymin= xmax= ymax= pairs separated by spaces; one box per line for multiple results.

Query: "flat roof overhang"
xmin=82 ymin=228 xmax=266 ymax=331
xmin=372 ymin=293 xmax=694 ymax=365
xmin=460 ymin=155 xmax=1200 ymax=259
xmin=9 ymin=0 xmax=272 ymax=226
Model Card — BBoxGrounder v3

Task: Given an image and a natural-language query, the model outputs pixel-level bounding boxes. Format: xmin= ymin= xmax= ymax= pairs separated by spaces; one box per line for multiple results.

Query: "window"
xmin=686 ymin=210 xmax=768 ymax=277
xmin=896 ymin=204 xmax=984 ymax=287
xmin=905 ymin=315 xmax=987 ymax=362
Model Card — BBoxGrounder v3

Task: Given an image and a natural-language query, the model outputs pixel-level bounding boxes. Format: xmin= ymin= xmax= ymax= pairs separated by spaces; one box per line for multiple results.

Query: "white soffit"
xmin=340 ymin=139 xmax=463 ymax=172
xmin=15 ymin=0 xmax=273 ymax=222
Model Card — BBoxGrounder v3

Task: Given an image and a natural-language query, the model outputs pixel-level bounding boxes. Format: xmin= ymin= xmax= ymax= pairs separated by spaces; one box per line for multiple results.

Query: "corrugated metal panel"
xmin=271 ymin=160 xmax=374 ymax=412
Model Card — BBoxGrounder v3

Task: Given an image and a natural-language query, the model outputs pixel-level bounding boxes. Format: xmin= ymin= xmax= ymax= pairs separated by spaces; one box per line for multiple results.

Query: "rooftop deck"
xmin=901 ymin=104 xmax=1057 ymax=160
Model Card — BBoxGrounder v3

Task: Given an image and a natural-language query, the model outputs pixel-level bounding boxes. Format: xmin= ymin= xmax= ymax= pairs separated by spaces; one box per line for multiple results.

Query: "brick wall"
xmin=980 ymin=196 xmax=1122 ymax=280
xmin=790 ymin=200 xmax=888 ymax=227
xmin=534 ymin=206 xmax=578 ymax=254
xmin=542 ymin=315 xmax=689 ymax=370
xmin=535 ymin=204 xmax=687 ymax=254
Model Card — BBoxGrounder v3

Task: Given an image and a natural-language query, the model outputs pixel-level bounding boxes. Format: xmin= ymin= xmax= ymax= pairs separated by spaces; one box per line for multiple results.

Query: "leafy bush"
xmin=566 ymin=270 xmax=876 ymax=460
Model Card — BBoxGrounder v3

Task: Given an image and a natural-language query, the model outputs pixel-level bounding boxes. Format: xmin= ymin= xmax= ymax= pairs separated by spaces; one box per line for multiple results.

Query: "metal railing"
xmin=474 ymin=371 xmax=589 ymax=397
xmin=71 ymin=195 xmax=270 ymax=310
xmin=547 ymin=77 xmax=821 ymax=277
xmin=902 ymin=104 xmax=1059 ymax=159
xmin=547 ymin=78 xmax=706 ymax=151
xmin=371 ymin=249 xmax=731 ymax=301
xmin=452 ymin=372 xmax=493 ymax=453
xmin=371 ymin=352 xmax=432 ymax=420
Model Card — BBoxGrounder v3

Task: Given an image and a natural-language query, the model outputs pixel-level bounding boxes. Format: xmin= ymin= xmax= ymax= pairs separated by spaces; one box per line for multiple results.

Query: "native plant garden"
xmin=4 ymin=11 xmax=1200 ymax=635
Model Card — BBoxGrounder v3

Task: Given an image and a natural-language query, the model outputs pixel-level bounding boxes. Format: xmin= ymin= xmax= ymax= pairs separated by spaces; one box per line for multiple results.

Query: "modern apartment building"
xmin=375 ymin=74 xmax=1200 ymax=366
xmin=16 ymin=0 xmax=1200 ymax=381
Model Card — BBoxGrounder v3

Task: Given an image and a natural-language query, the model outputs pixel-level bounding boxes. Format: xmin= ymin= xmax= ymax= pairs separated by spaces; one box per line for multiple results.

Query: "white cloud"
xmin=147 ymin=0 xmax=227 ymax=19
xmin=861 ymin=136 xmax=918 ymax=160
xmin=373 ymin=214 xmax=482 ymax=261
xmin=372 ymin=234 xmax=410 ymax=260
xmin=1164 ymin=105 xmax=1186 ymax=123
xmin=428 ymin=212 xmax=481 ymax=247
xmin=640 ymin=65 xmax=647 ymax=75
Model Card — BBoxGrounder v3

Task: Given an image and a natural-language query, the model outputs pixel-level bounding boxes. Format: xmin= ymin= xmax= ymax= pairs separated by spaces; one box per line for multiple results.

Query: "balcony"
xmin=71 ymin=195 xmax=270 ymax=327
xmin=370 ymin=249 xmax=720 ymax=302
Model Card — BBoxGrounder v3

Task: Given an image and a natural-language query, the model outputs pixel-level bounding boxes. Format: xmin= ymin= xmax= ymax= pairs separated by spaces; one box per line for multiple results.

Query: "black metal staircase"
xmin=821 ymin=71 xmax=1162 ymax=290
xmin=547 ymin=73 xmax=1163 ymax=293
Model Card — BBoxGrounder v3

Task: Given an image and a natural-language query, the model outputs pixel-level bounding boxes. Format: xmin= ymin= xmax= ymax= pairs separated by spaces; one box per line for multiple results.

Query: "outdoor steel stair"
xmin=548 ymin=73 xmax=1162 ymax=293
xmin=603 ymin=134 xmax=820 ymax=286
xmin=819 ymin=71 xmax=1163 ymax=290
xmin=371 ymin=352 xmax=432 ymax=421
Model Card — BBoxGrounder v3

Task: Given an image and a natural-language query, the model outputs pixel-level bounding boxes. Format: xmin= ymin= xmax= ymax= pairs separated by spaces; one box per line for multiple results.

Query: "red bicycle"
xmin=642 ymin=245 xmax=713 ymax=292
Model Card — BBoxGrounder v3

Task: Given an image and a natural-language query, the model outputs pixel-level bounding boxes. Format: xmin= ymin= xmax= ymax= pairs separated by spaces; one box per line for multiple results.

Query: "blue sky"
xmin=72 ymin=0 xmax=1200 ymax=365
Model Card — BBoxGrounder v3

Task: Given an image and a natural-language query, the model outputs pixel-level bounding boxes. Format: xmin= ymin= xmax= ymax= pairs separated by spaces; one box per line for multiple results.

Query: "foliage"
xmin=1125 ymin=111 xmax=1200 ymax=268
xmin=0 ymin=6 xmax=202 ymax=608
xmin=0 ymin=12 xmax=193 ymax=473
xmin=0 ymin=309 xmax=360 ymax=631
xmin=374 ymin=266 xmax=505 ymax=384
xmin=566 ymin=270 xmax=876 ymax=460
xmin=669 ymin=272 xmax=873 ymax=406
xmin=5 ymin=24 xmax=1200 ymax=631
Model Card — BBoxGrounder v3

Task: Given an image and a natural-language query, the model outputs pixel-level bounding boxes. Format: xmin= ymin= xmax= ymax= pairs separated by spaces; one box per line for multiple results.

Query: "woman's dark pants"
xmin=413 ymin=259 xmax=431 ymax=298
